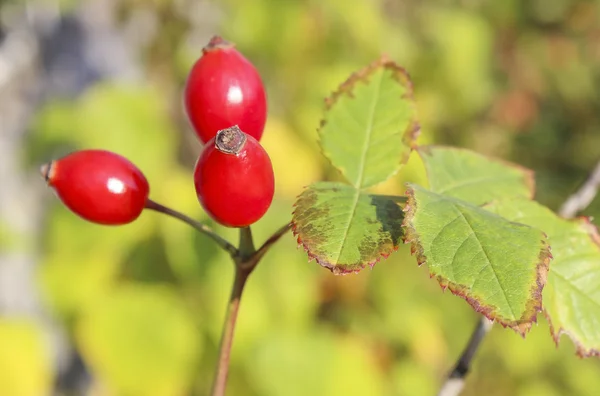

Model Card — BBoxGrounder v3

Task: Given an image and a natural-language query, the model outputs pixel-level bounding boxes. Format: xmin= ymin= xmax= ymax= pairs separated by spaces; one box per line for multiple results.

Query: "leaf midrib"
xmin=354 ymin=69 xmax=384 ymax=190
xmin=332 ymin=189 xmax=361 ymax=264
xmin=454 ymin=205 xmax=517 ymax=320
xmin=332 ymin=71 xmax=384 ymax=265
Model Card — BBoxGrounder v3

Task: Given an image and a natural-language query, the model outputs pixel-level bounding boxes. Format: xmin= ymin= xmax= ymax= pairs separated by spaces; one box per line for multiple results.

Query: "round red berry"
xmin=194 ymin=126 xmax=274 ymax=228
xmin=41 ymin=150 xmax=150 ymax=225
xmin=184 ymin=36 xmax=267 ymax=143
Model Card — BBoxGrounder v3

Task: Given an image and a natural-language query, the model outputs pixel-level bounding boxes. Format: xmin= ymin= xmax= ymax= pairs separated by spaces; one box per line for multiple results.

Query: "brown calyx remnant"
xmin=215 ymin=126 xmax=247 ymax=155
xmin=203 ymin=35 xmax=235 ymax=53
xmin=40 ymin=161 xmax=55 ymax=184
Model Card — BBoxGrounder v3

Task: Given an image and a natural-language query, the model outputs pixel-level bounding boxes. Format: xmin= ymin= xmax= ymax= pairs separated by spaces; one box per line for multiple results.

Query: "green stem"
xmin=146 ymin=199 xmax=292 ymax=396
xmin=238 ymin=226 xmax=256 ymax=261
xmin=209 ymin=223 xmax=291 ymax=396
xmin=210 ymin=266 xmax=250 ymax=396
xmin=145 ymin=199 xmax=237 ymax=257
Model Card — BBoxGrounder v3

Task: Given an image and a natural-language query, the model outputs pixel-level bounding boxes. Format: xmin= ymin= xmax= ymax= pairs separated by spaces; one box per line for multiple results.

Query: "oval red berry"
xmin=194 ymin=126 xmax=274 ymax=228
xmin=184 ymin=36 xmax=267 ymax=143
xmin=42 ymin=150 xmax=149 ymax=225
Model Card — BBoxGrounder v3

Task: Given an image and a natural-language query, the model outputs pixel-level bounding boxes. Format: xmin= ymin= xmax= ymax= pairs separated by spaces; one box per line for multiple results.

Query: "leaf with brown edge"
xmin=417 ymin=146 xmax=535 ymax=206
xmin=292 ymin=182 xmax=404 ymax=274
xmin=319 ymin=56 xmax=420 ymax=190
xmin=485 ymin=198 xmax=600 ymax=357
xmin=403 ymin=184 xmax=550 ymax=335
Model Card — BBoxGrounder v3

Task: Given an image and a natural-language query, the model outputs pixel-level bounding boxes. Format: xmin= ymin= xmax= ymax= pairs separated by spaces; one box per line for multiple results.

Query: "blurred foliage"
xmin=76 ymin=285 xmax=200 ymax=395
xmin=1 ymin=0 xmax=599 ymax=395
xmin=0 ymin=319 xmax=53 ymax=396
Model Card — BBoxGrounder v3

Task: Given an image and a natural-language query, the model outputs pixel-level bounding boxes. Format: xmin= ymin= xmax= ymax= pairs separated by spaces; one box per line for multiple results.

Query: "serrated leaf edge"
xmin=401 ymin=185 xmax=551 ymax=336
xmin=318 ymin=56 xmax=421 ymax=188
xmin=291 ymin=184 xmax=399 ymax=275
xmin=544 ymin=216 xmax=600 ymax=358
xmin=417 ymin=145 xmax=536 ymax=199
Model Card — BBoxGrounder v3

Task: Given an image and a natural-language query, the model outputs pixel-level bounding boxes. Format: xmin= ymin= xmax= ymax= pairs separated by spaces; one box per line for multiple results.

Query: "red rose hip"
xmin=41 ymin=150 xmax=150 ymax=225
xmin=194 ymin=126 xmax=274 ymax=227
xmin=184 ymin=36 xmax=267 ymax=143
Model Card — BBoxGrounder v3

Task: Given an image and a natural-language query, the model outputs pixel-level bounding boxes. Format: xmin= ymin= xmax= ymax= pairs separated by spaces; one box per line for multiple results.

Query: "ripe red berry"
xmin=41 ymin=150 xmax=150 ymax=225
xmin=194 ymin=126 xmax=274 ymax=228
xmin=184 ymin=36 xmax=267 ymax=143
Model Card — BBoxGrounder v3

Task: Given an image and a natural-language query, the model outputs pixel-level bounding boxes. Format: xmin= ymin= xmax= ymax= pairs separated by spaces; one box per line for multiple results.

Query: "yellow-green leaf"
xmin=319 ymin=58 xmax=419 ymax=189
xmin=403 ymin=184 xmax=550 ymax=334
xmin=486 ymin=199 xmax=600 ymax=357
xmin=418 ymin=146 xmax=534 ymax=206
xmin=292 ymin=182 xmax=403 ymax=274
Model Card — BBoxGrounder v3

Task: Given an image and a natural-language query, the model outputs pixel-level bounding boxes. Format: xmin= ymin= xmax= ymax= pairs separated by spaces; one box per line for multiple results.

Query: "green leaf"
xmin=76 ymin=285 xmax=200 ymax=396
xmin=418 ymin=146 xmax=534 ymax=205
xmin=403 ymin=184 xmax=550 ymax=333
xmin=485 ymin=199 xmax=600 ymax=357
xmin=292 ymin=182 xmax=404 ymax=274
xmin=319 ymin=57 xmax=419 ymax=189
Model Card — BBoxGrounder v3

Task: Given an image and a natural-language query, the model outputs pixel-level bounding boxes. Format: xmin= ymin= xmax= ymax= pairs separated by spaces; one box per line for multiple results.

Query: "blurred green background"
xmin=1 ymin=0 xmax=600 ymax=395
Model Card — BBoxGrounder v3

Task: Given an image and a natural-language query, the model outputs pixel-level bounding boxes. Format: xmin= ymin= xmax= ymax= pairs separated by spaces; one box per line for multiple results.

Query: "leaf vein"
xmin=354 ymin=69 xmax=384 ymax=189
xmin=332 ymin=188 xmax=361 ymax=264
xmin=454 ymin=205 xmax=517 ymax=320
xmin=436 ymin=175 xmax=520 ymax=196
xmin=552 ymin=272 xmax=600 ymax=341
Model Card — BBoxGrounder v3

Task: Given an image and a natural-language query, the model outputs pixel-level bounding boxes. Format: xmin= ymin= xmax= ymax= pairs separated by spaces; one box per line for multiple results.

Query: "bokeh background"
xmin=1 ymin=0 xmax=600 ymax=395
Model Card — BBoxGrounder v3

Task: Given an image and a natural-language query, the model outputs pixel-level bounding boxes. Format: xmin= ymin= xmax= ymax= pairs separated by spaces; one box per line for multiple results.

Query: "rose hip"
xmin=194 ymin=126 xmax=274 ymax=227
xmin=41 ymin=150 xmax=149 ymax=225
xmin=184 ymin=36 xmax=267 ymax=143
